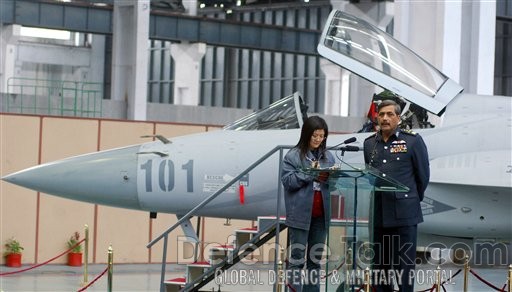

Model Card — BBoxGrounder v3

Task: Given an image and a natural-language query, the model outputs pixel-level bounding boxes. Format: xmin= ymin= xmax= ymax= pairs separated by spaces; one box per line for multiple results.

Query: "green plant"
xmin=4 ymin=237 xmax=24 ymax=256
xmin=66 ymin=232 xmax=83 ymax=253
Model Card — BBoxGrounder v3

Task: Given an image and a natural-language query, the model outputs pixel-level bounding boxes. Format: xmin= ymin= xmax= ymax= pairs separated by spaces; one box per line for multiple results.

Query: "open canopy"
xmin=317 ymin=10 xmax=463 ymax=116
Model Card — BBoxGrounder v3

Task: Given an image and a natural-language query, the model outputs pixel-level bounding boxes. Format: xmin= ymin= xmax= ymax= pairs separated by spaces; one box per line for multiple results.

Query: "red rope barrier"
xmin=286 ymin=283 xmax=297 ymax=292
xmin=442 ymin=268 xmax=461 ymax=286
xmin=469 ymin=269 xmax=504 ymax=291
xmin=500 ymin=283 xmax=507 ymax=292
xmin=429 ymin=284 xmax=436 ymax=292
xmin=416 ymin=283 xmax=436 ymax=292
xmin=0 ymin=238 xmax=85 ymax=276
xmin=77 ymin=266 xmax=108 ymax=292
xmin=322 ymin=258 xmax=345 ymax=278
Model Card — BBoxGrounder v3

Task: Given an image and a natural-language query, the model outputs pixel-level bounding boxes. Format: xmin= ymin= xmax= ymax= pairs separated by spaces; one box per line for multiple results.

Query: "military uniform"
xmin=363 ymin=128 xmax=430 ymax=292
xmin=364 ymin=128 xmax=430 ymax=227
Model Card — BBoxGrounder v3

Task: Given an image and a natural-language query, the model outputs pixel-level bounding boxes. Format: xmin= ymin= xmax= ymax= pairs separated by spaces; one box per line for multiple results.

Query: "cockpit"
xmin=225 ymin=9 xmax=466 ymax=132
xmin=223 ymin=92 xmax=307 ymax=131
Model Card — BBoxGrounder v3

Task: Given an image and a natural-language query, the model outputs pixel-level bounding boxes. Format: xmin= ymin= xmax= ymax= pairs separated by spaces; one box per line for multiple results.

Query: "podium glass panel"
xmin=301 ymin=163 xmax=408 ymax=291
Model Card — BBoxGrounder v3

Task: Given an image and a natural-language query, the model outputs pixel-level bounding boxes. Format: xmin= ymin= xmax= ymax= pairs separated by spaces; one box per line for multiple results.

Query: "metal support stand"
xmin=83 ymin=224 xmax=89 ymax=285
xmin=108 ymin=245 xmax=114 ymax=292
xmin=463 ymin=255 xmax=469 ymax=292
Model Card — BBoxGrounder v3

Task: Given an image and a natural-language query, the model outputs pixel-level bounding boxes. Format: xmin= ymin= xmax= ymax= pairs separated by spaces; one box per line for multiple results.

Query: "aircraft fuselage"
xmin=3 ymin=93 xmax=511 ymax=241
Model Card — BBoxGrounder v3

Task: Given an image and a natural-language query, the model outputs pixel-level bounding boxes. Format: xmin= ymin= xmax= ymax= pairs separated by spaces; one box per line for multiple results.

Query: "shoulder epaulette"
xmin=364 ymin=133 xmax=377 ymax=141
xmin=402 ymin=129 xmax=417 ymax=136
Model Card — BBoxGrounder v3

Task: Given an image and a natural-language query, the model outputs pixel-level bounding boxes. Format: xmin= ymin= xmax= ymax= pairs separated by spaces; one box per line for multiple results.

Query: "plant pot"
xmin=5 ymin=253 xmax=22 ymax=267
xmin=67 ymin=252 xmax=82 ymax=267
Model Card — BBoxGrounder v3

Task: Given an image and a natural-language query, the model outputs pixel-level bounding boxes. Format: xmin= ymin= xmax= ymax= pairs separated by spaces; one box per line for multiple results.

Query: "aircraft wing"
xmin=429 ymin=150 xmax=511 ymax=188
xmin=317 ymin=10 xmax=463 ymax=116
xmin=418 ymin=93 xmax=512 ymax=188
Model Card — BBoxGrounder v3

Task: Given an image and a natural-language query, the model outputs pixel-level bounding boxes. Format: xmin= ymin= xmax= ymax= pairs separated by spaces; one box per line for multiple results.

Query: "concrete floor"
xmin=0 ymin=262 xmax=509 ymax=291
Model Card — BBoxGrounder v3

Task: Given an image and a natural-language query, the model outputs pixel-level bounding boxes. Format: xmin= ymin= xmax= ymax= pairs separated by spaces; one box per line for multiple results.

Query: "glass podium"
xmin=301 ymin=162 xmax=409 ymax=292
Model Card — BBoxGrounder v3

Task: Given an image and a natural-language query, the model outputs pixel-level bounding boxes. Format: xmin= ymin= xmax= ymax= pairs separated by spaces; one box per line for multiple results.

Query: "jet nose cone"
xmin=2 ymin=145 xmax=141 ymax=209
xmin=2 ymin=165 xmax=51 ymax=188
xmin=2 ymin=172 xmax=20 ymax=184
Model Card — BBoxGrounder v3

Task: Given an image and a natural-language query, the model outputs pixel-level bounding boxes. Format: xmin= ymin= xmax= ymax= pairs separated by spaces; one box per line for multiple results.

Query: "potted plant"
xmin=4 ymin=237 xmax=23 ymax=267
xmin=66 ymin=232 xmax=83 ymax=266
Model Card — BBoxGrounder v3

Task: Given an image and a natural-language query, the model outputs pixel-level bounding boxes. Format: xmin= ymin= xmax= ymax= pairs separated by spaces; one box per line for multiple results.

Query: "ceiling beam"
xmin=0 ymin=0 xmax=322 ymax=55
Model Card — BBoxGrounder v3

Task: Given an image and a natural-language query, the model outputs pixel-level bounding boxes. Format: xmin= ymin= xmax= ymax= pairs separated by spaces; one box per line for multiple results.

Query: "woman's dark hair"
xmin=296 ymin=116 xmax=328 ymax=159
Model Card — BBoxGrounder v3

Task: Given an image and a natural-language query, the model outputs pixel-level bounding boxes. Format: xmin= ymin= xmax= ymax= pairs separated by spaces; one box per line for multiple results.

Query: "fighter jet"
xmin=3 ymin=10 xmax=511 ymax=246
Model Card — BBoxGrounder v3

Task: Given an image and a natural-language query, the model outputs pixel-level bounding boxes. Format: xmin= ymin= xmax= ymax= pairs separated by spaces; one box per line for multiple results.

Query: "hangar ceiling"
xmin=0 ymin=0 xmax=324 ymax=55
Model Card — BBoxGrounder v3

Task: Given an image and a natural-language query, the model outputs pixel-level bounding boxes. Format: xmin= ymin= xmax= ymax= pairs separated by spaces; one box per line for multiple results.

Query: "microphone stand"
xmin=337 ymin=146 xmax=361 ymax=171
xmin=328 ymin=143 xmax=363 ymax=292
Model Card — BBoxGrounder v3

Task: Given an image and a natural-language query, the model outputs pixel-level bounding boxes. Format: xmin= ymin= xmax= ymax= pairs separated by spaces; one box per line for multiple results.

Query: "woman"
xmin=281 ymin=115 xmax=335 ymax=292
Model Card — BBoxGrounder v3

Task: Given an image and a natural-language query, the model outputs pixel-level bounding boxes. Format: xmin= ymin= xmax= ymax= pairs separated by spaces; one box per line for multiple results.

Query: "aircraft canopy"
xmin=317 ymin=10 xmax=463 ymax=116
xmin=223 ymin=92 xmax=306 ymax=131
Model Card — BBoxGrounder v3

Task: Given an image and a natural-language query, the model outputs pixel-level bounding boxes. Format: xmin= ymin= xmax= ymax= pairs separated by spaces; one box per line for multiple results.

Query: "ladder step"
xmin=257 ymin=216 xmax=286 ymax=232
xmin=210 ymin=244 xmax=234 ymax=251
xmin=235 ymin=227 xmax=259 ymax=249
xmin=187 ymin=261 xmax=212 ymax=283
xmin=209 ymin=245 xmax=235 ymax=265
xmin=164 ymin=277 xmax=186 ymax=284
xmin=187 ymin=261 xmax=211 ymax=267
xmin=236 ymin=227 xmax=258 ymax=233
xmin=164 ymin=277 xmax=186 ymax=292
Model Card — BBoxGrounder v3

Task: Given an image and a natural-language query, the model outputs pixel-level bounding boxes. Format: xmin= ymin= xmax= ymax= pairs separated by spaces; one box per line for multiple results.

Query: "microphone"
xmin=327 ymin=137 xmax=357 ymax=150
xmin=339 ymin=145 xmax=360 ymax=152
xmin=332 ymin=137 xmax=359 ymax=163
xmin=343 ymin=137 xmax=356 ymax=144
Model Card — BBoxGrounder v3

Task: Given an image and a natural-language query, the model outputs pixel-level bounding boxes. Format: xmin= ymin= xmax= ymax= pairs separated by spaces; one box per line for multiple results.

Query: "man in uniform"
xmin=363 ymin=99 xmax=430 ymax=292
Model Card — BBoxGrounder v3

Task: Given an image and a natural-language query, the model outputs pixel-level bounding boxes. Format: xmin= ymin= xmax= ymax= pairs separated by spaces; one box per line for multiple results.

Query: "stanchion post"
xmin=276 ymin=247 xmax=284 ymax=292
xmin=108 ymin=245 xmax=113 ymax=292
xmin=364 ymin=267 xmax=371 ymax=292
xmin=435 ymin=266 xmax=441 ymax=292
xmin=83 ymin=224 xmax=89 ymax=285
xmin=463 ymin=255 xmax=469 ymax=292
xmin=508 ymin=264 xmax=511 ymax=292
xmin=346 ymin=247 xmax=353 ymax=267
xmin=346 ymin=248 xmax=353 ymax=288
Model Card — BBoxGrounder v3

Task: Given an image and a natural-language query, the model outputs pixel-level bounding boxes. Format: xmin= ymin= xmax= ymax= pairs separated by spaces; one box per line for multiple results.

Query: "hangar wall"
xmin=0 ymin=113 xmax=278 ymax=265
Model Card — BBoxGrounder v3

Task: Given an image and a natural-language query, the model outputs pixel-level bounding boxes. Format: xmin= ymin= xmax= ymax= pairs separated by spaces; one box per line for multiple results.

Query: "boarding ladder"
xmin=147 ymin=145 xmax=294 ymax=292
xmin=166 ymin=216 xmax=287 ymax=291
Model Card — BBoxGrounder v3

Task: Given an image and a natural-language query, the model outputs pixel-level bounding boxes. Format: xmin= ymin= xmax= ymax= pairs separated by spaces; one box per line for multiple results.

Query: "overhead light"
xmin=200 ymin=3 xmax=206 ymax=8
xmin=226 ymin=9 xmax=233 ymax=14
xmin=236 ymin=0 xmax=242 ymax=6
